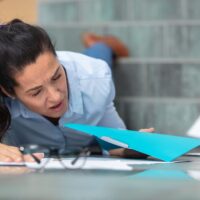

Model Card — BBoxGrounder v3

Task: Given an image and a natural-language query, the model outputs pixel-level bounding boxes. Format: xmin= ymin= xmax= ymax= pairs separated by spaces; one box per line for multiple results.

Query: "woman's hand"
xmin=109 ymin=127 xmax=155 ymax=158
xmin=0 ymin=143 xmax=44 ymax=162
xmin=109 ymin=148 xmax=147 ymax=158
xmin=139 ymin=127 xmax=155 ymax=133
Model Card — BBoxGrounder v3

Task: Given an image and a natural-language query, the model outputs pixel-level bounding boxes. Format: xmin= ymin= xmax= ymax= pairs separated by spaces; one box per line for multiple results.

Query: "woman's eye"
xmin=52 ymin=74 xmax=61 ymax=81
xmin=32 ymin=90 xmax=41 ymax=97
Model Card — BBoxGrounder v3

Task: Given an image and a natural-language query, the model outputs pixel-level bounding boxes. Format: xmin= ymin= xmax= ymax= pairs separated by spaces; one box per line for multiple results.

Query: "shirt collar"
xmin=61 ymin=60 xmax=83 ymax=117
xmin=6 ymin=98 xmax=42 ymax=119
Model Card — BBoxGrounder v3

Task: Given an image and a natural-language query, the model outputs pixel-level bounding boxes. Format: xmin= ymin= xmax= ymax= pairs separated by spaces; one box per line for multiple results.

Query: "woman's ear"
xmin=0 ymin=86 xmax=15 ymax=99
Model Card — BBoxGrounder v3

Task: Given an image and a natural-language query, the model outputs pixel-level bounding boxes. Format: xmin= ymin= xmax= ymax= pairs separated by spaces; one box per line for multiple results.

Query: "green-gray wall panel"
xmin=79 ymin=0 xmax=129 ymax=22
xmin=105 ymin=25 xmax=164 ymax=58
xmin=44 ymin=27 xmax=84 ymax=52
xmin=39 ymin=2 xmax=78 ymax=24
xmin=114 ymin=63 xmax=200 ymax=98
xmin=145 ymin=64 xmax=182 ymax=97
xmin=187 ymin=0 xmax=200 ymax=19
xmin=114 ymin=63 xmax=148 ymax=97
xmin=44 ymin=26 xmax=105 ymax=52
xmin=128 ymin=26 xmax=164 ymax=58
xmin=116 ymin=100 xmax=200 ymax=135
xmin=182 ymin=64 xmax=200 ymax=97
xmin=128 ymin=0 xmax=182 ymax=20
xmin=187 ymin=26 xmax=200 ymax=58
xmin=165 ymin=26 xmax=187 ymax=58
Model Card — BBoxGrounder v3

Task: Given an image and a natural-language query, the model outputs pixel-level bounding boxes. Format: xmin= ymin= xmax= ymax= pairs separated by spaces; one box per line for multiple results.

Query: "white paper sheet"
xmin=0 ymin=162 xmax=25 ymax=166
xmin=26 ymin=157 xmax=172 ymax=171
xmin=187 ymin=170 xmax=200 ymax=180
xmin=186 ymin=152 xmax=200 ymax=156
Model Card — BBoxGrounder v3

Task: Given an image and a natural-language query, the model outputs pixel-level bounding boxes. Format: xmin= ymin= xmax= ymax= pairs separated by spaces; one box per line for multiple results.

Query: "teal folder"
xmin=65 ymin=124 xmax=200 ymax=162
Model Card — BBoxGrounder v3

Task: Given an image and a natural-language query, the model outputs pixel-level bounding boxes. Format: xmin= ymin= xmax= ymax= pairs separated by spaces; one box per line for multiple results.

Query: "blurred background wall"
xmin=1 ymin=0 xmax=200 ymax=136
xmin=0 ymin=0 xmax=37 ymax=23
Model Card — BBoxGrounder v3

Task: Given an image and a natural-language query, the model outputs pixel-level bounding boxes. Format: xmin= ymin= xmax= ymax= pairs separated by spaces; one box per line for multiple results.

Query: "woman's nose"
xmin=46 ymin=87 xmax=61 ymax=102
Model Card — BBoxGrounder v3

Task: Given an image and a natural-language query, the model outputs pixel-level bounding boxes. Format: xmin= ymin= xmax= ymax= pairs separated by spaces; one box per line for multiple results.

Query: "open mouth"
xmin=50 ymin=101 xmax=63 ymax=110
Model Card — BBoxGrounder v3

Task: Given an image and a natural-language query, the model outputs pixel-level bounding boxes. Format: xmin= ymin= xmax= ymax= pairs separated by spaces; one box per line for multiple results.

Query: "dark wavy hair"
xmin=0 ymin=19 xmax=56 ymax=139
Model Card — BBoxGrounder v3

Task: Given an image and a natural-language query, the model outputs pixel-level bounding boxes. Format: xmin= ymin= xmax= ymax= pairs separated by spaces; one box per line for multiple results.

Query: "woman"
xmin=0 ymin=19 xmax=153 ymax=162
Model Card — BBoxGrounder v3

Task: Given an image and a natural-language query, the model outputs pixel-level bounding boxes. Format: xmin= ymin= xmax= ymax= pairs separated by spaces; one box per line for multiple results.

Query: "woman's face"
xmin=13 ymin=51 xmax=68 ymax=118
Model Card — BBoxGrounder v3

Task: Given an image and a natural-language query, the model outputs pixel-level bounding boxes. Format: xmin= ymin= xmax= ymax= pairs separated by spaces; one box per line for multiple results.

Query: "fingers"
xmin=23 ymin=155 xmax=36 ymax=162
xmin=0 ymin=144 xmax=23 ymax=162
xmin=0 ymin=144 xmax=44 ymax=163
xmin=123 ymin=149 xmax=147 ymax=159
xmin=1 ymin=144 xmax=21 ymax=156
xmin=0 ymin=154 xmax=17 ymax=162
xmin=33 ymin=153 xmax=44 ymax=160
xmin=109 ymin=148 xmax=124 ymax=157
xmin=139 ymin=127 xmax=155 ymax=133
xmin=109 ymin=148 xmax=147 ymax=159
xmin=23 ymin=153 xmax=44 ymax=163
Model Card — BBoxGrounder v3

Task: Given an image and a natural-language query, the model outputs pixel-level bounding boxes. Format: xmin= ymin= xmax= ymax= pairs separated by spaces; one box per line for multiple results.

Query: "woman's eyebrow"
xmin=51 ymin=65 xmax=61 ymax=78
xmin=26 ymin=85 xmax=42 ymax=93
xmin=25 ymin=65 xmax=60 ymax=93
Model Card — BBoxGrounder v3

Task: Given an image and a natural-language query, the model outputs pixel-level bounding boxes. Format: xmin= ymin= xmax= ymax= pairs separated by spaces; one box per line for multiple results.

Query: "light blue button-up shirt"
xmin=3 ymin=51 xmax=126 ymax=151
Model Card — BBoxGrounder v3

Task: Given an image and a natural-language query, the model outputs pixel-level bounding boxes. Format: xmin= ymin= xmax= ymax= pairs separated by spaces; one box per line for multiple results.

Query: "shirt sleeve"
xmin=96 ymin=59 xmax=126 ymax=129
xmin=96 ymin=101 xmax=127 ymax=151
xmin=96 ymin=77 xmax=127 ymax=151
xmin=98 ymin=102 xmax=126 ymax=129
xmin=2 ymin=128 xmax=19 ymax=146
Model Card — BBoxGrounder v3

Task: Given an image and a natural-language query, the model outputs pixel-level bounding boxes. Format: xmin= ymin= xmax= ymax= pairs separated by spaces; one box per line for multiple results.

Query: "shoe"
xmin=82 ymin=33 xmax=129 ymax=58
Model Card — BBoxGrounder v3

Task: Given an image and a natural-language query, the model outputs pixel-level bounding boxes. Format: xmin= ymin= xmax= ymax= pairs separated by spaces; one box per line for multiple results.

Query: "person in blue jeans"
xmin=0 ymin=19 xmax=153 ymax=162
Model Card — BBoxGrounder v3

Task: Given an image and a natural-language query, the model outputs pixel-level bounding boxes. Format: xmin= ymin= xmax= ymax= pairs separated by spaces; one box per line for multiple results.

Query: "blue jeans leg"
xmin=83 ymin=42 xmax=113 ymax=69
